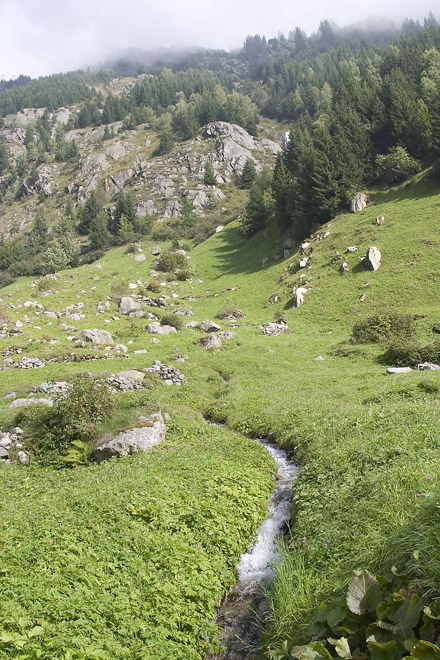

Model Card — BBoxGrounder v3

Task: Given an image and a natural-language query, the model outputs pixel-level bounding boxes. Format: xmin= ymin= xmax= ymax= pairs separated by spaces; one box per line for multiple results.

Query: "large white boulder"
xmin=93 ymin=414 xmax=166 ymax=462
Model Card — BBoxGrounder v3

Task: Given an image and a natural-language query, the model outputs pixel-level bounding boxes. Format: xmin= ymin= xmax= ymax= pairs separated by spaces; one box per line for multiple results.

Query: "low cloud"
xmin=0 ymin=0 xmax=437 ymax=78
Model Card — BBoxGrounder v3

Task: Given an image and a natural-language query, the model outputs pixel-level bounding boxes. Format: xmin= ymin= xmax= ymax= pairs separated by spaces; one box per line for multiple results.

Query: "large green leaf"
xmin=368 ymin=639 xmax=397 ymax=660
xmin=299 ymin=641 xmax=333 ymax=660
xmin=411 ymin=640 xmax=440 ymax=660
xmin=347 ymin=573 xmax=382 ymax=615
xmin=328 ymin=637 xmax=352 ymax=659
xmin=390 ymin=595 xmax=423 ymax=638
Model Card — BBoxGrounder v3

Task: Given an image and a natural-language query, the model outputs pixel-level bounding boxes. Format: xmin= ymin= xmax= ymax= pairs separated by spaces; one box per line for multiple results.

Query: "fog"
xmin=0 ymin=0 xmax=437 ymax=79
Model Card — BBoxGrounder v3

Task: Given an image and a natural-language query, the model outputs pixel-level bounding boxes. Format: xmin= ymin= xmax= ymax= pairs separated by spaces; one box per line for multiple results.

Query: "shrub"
xmin=160 ymin=312 xmax=183 ymax=330
xmin=146 ymin=279 xmax=163 ymax=293
xmin=352 ymin=311 xmax=415 ymax=344
xmin=375 ymin=146 xmax=421 ymax=184
xmin=382 ymin=338 xmax=424 ymax=366
xmin=176 ymin=268 xmax=192 ymax=281
xmin=24 ymin=377 xmax=114 ymax=466
xmin=156 ymin=250 xmax=187 ymax=272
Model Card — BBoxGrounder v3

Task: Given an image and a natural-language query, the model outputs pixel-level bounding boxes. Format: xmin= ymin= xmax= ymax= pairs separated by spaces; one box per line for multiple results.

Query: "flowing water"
xmin=209 ymin=439 xmax=299 ymax=660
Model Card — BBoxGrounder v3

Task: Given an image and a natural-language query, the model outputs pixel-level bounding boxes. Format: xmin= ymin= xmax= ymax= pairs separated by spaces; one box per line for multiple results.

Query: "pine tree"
xmin=203 ymin=160 xmax=217 ymax=185
xmin=89 ymin=211 xmax=111 ymax=250
xmin=240 ymin=159 xmax=257 ymax=188
xmin=157 ymin=129 xmax=175 ymax=155
xmin=78 ymin=191 xmax=101 ymax=235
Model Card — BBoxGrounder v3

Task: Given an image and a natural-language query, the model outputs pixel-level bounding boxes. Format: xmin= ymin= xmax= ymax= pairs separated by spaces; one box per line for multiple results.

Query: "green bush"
xmin=156 ymin=250 xmax=187 ymax=273
xmin=375 ymin=146 xmax=421 ymax=184
xmin=146 ymin=278 xmax=163 ymax=293
xmin=23 ymin=377 xmax=114 ymax=466
xmin=160 ymin=312 xmax=183 ymax=330
xmin=382 ymin=339 xmax=440 ymax=367
xmin=176 ymin=268 xmax=192 ymax=281
xmin=352 ymin=311 xmax=415 ymax=344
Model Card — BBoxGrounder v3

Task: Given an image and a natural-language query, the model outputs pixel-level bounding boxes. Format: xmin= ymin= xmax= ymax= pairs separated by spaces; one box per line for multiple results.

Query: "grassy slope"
xmin=0 ymin=174 xmax=440 ymax=657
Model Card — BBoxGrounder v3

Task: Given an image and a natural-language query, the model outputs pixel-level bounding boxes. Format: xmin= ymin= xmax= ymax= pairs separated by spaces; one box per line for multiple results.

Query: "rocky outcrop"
xmin=366 ymin=247 xmax=382 ymax=271
xmin=93 ymin=413 xmax=166 ymax=462
xmin=145 ymin=360 xmax=187 ymax=384
xmin=351 ymin=193 xmax=367 ymax=213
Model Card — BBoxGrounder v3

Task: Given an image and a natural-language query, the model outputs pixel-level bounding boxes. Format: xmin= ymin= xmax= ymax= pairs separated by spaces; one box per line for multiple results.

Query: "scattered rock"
xmin=215 ymin=225 xmax=225 ymax=233
xmin=417 ymin=363 xmax=440 ymax=371
xmin=347 ymin=246 xmax=357 ymax=253
xmin=0 ymin=447 xmax=9 ymax=460
xmin=81 ymin=329 xmax=114 ymax=345
xmin=315 ymin=355 xmax=325 ymax=361
xmin=341 ymin=261 xmax=349 ymax=274
xmin=16 ymin=356 xmax=45 ymax=369
xmin=145 ymin=360 xmax=187 ymax=384
xmin=359 ymin=294 xmax=366 ymax=303
xmin=299 ymin=257 xmax=309 ymax=268
xmin=376 ymin=215 xmax=385 ymax=225
xmin=93 ymin=413 xmax=166 ymax=462
xmin=366 ymin=247 xmax=382 ymax=271
xmin=218 ymin=331 xmax=235 ymax=340
xmin=134 ymin=253 xmax=146 ymax=262
xmin=261 ymin=322 xmax=289 ymax=337
xmin=387 ymin=367 xmax=412 ymax=374
xmin=151 ymin=246 xmax=162 ymax=256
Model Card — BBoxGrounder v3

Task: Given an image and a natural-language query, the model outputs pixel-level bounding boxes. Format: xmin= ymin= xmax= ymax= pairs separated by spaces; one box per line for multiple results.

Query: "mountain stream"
xmin=208 ymin=438 xmax=299 ymax=659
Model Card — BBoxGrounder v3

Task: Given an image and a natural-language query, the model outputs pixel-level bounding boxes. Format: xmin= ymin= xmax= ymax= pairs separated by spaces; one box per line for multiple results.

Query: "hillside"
xmin=1 ymin=16 xmax=440 ymax=660
xmin=0 ymin=172 xmax=439 ymax=658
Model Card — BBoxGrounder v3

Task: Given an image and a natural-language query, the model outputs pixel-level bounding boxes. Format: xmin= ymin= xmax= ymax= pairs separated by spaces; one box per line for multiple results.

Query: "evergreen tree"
xmin=203 ymin=160 xmax=217 ymax=185
xmin=89 ymin=211 xmax=111 ymax=250
xmin=240 ymin=159 xmax=257 ymax=188
xmin=78 ymin=191 xmax=101 ymax=235
xmin=0 ymin=138 xmax=9 ymax=175
xmin=113 ymin=191 xmax=136 ymax=234
xmin=157 ymin=129 xmax=175 ymax=155
xmin=240 ymin=168 xmax=274 ymax=236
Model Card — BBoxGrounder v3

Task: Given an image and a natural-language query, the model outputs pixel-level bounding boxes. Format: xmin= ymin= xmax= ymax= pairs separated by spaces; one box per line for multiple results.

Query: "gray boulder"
xmin=10 ymin=398 xmax=53 ymax=408
xmin=119 ymin=297 xmax=141 ymax=315
xmin=0 ymin=447 xmax=9 ymax=460
xmin=417 ymin=362 xmax=440 ymax=371
xmin=201 ymin=335 xmax=222 ymax=350
xmin=387 ymin=367 xmax=412 ymax=374
xmin=366 ymin=247 xmax=382 ymax=271
xmin=93 ymin=414 xmax=166 ymax=462
xmin=80 ymin=329 xmax=114 ymax=345
xmin=218 ymin=331 xmax=235 ymax=340
xmin=261 ymin=322 xmax=289 ymax=337
xmin=117 ymin=370 xmax=145 ymax=383
xmin=201 ymin=321 xmax=221 ymax=333
xmin=145 ymin=322 xmax=177 ymax=335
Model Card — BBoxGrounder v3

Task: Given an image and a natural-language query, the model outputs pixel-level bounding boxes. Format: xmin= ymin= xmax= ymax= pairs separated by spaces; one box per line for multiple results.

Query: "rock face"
xmin=145 ymin=322 xmax=177 ymax=335
xmin=201 ymin=321 xmax=221 ymax=333
xmin=93 ymin=414 xmax=166 ymax=462
xmin=119 ymin=297 xmax=141 ymax=315
xmin=366 ymin=247 xmax=382 ymax=271
xmin=81 ymin=329 xmax=114 ymax=345
xmin=351 ymin=193 xmax=367 ymax=213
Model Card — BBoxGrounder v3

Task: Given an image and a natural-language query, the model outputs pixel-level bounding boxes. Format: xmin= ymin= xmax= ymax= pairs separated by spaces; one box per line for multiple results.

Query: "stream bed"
xmin=209 ymin=439 xmax=299 ymax=659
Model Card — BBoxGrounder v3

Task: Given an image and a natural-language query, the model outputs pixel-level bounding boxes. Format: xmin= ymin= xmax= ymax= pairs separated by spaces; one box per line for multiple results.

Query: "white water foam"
xmin=237 ymin=440 xmax=299 ymax=585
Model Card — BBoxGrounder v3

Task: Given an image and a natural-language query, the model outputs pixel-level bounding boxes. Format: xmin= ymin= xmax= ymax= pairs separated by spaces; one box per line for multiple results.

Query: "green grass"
xmin=1 ymin=174 xmax=440 ymax=658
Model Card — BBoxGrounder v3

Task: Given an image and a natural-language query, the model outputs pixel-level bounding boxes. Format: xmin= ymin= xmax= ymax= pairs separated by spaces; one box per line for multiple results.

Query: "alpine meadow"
xmin=0 ymin=12 xmax=440 ymax=660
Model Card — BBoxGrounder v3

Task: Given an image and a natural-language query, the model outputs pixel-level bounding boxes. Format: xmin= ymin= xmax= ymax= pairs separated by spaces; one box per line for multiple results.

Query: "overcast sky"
xmin=0 ymin=0 xmax=437 ymax=79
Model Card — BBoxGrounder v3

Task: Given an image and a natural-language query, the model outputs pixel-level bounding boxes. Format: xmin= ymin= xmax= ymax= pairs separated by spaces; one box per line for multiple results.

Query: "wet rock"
xmin=93 ymin=413 xmax=166 ymax=462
